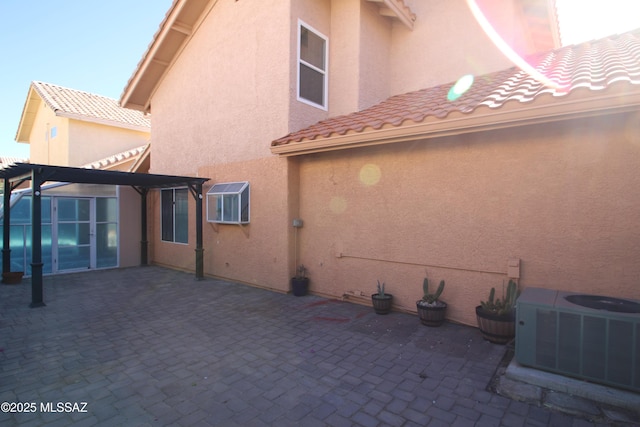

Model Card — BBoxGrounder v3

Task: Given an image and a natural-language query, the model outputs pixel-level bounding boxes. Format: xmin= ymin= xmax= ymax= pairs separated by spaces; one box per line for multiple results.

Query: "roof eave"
xmin=271 ymin=86 xmax=640 ymax=156
xmin=366 ymin=0 xmax=416 ymax=30
xmin=14 ymin=85 xmax=41 ymax=143
xmin=120 ymin=0 xmax=214 ymax=112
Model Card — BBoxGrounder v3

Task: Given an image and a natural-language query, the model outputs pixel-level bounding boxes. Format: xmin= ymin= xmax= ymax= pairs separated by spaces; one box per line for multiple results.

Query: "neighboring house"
xmin=15 ymin=81 xmax=151 ymax=169
xmin=121 ymin=0 xmax=640 ymax=325
xmin=1 ymin=82 xmax=152 ymax=275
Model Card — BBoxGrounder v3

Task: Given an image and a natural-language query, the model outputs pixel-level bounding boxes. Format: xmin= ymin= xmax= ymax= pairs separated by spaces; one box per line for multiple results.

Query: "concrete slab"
xmin=505 ymin=359 xmax=640 ymax=416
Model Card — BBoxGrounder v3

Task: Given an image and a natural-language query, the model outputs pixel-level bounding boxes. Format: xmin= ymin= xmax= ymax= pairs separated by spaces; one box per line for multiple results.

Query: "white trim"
xmin=297 ymin=19 xmax=329 ymax=111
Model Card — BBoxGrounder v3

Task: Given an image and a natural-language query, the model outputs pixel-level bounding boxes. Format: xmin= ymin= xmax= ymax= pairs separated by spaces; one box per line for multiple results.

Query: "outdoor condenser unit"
xmin=516 ymin=287 xmax=640 ymax=393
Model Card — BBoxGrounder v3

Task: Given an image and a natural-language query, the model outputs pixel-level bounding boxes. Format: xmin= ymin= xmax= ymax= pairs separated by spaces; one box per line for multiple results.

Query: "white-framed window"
xmin=161 ymin=188 xmax=188 ymax=243
xmin=206 ymin=182 xmax=250 ymax=224
xmin=297 ymin=20 xmax=328 ymax=110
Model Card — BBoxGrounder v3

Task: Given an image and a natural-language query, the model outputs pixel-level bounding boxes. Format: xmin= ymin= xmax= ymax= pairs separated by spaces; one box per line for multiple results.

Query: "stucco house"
xmin=2 ymin=82 xmax=153 ymax=275
xmin=15 ymin=81 xmax=151 ymax=171
xmin=121 ymin=0 xmax=640 ymax=326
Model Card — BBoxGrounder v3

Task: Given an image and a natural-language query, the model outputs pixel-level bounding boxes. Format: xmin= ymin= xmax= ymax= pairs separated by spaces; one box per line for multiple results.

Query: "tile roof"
xmin=83 ymin=144 xmax=149 ymax=171
xmin=32 ymin=81 xmax=151 ymax=129
xmin=272 ymin=29 xmax=640 ymax=148
xmin=0 ymin=157 xmax=28 ymax=170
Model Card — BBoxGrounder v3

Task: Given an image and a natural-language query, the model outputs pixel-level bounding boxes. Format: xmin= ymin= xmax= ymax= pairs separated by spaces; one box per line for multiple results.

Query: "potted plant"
xmin=291 ymin=265 xmax=309 ymax=296
xmin=371 ymin=280 xmax=393 ymax=314
xmin=476 ymin=279 xmax=519 ymax=344
xmin=416 ymin=277 xmax=447 ymax=326
xmin=2 ymin=271 xmax=24 ymax=284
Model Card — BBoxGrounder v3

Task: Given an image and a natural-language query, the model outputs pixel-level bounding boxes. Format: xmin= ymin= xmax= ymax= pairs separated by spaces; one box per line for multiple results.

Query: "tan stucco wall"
xmin=27 ymin=98 xmax=149 ymax=168
xmin=389 ymin=0 xmax=523 ymax=95
xmin=148 ymin=156 xmax=293 ymax=291
xmin=148 ymin=0 xmax=539 ymax=174
xmin=329 ymin=0 xmax=392 ymax=116
xmin=67 ymin=121 xmax=149 ymax=167
xmin=144 ymin=0 xmax=575 ymax=313
xmin=295 ymin=111 xmax=640 ymax=326
xmin=150 ymin=0 xmax=291 ymax=175
xmin=29 ymin=101 xmax=70 ymax=165
xmin=147 ymin=0 xmax=328 ymax=286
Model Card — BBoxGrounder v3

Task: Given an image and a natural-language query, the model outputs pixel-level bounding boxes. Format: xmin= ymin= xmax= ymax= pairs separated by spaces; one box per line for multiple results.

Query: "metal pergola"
xmin=0 ymin=163 xmax=209 ymax=307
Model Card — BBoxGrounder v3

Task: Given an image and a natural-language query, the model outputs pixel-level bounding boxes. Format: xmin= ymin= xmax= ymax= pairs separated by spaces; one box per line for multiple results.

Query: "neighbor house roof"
xmin=84 ymin=143 xmax=150 ymax=173
xmin=0 ymin=157 xmax=28 ymax=170
xmin=16 ymin=81 xmax=151 ymax=142
xmin=271 ymin=29 xmax=640 ymax=155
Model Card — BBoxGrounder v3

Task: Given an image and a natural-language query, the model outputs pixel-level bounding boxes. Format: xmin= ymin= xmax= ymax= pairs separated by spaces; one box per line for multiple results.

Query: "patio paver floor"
xmin=0 ymin=266 xmax=613 ymax=426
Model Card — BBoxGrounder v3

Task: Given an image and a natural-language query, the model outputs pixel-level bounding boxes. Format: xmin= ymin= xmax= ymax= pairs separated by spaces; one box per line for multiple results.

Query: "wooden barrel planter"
xmin=371 ymin=293 xmax=393 ymax=314
xmin=475 ymin=306 xmax=515 ymax=344
xmin=416 ymin=301 xmax=447 ymax=326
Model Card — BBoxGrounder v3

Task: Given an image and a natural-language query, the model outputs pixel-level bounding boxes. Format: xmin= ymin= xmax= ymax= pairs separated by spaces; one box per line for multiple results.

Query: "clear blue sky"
xmin=0 ymin=0 xmax=173 ymax=158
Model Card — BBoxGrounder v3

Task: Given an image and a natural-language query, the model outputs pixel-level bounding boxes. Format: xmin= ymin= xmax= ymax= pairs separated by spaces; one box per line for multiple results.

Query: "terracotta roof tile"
xmin=83 ymin=144 xmax=149 ymax=170
xmin=32 ymin=81 xmax=151 ymax=129
xmin=0 ymin=157 xmax=28 ymax=170
xmin=273 ymin=29 xmax=640 ymax=147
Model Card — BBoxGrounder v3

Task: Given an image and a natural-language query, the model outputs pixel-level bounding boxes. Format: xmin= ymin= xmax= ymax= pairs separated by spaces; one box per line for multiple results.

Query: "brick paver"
xmin=0 ymin=267 xmax=611 ymax=426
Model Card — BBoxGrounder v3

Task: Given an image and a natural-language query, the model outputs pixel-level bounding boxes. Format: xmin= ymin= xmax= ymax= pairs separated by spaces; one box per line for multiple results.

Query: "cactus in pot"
xmin=371 ymin=280 xmax=393 ymax=314
xmin=476 ymin=279 xmax=519 ymax=344
xmin=416 ymin=277 xmax=447 ymax=326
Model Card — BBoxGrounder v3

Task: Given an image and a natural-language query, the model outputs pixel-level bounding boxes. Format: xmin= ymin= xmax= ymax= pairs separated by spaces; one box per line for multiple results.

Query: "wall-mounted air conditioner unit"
xmin=516 ymin=287 xmax=640 ymax=393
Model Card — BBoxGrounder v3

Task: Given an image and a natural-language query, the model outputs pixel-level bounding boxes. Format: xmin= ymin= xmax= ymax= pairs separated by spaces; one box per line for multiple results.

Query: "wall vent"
xmin=516 ymin=288 xmax=640 ymax=392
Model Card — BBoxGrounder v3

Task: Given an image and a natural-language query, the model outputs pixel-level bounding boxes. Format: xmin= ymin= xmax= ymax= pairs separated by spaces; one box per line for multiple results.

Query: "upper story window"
xmin=297 ymin=20 xmax=328 ymax=110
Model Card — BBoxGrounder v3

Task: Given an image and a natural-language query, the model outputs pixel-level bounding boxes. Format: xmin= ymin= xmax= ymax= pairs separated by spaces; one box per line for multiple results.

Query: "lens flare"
xmin=359 ymin=163 xmax=381 ymax=186
xmin=447 ymin=74 xmax=475 ymax=101
xmin=329 ymin=196 xmax=347 ymax=214
xmin=465 ymin=0 xmax=563 ymax=91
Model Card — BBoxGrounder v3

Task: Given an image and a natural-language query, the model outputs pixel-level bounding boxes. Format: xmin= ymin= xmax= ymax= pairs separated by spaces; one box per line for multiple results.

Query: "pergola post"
xmin=2 ymin=178 xmax=11 ymax=274
xmin=193 ymin=183 xmax=204 ymax=280
xmin=30 ymin=169 xmax=45 ymax=308
xmin=140 ymin=188 xmax=148 ymax=266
